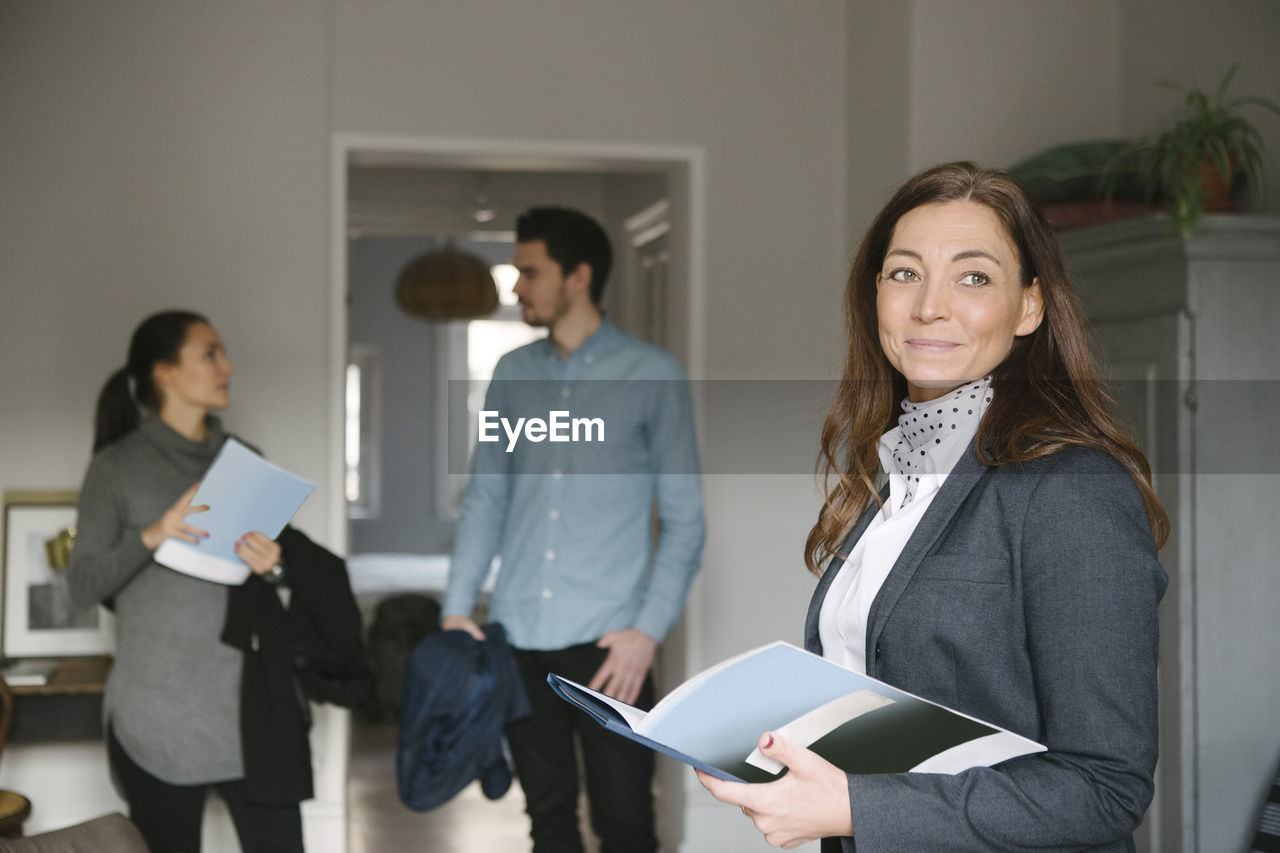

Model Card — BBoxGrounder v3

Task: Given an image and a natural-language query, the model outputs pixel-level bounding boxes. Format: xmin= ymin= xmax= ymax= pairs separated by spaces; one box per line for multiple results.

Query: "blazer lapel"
xmin=863 ymin=444 xmax=990 ymax=672
xmin=804 ymin=484 xmax=889 ymax=654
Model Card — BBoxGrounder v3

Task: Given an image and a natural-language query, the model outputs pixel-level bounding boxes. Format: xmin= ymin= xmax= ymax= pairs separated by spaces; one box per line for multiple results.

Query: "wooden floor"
xmin=347 ymin=720 xmax=533 ymax=853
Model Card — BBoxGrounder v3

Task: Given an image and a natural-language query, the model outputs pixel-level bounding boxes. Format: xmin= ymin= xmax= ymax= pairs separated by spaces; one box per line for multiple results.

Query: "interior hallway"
xmin=347 ymin=720 xmax=529 ymax=853
xmin=346 ymin=719 xmax=603 ymax=853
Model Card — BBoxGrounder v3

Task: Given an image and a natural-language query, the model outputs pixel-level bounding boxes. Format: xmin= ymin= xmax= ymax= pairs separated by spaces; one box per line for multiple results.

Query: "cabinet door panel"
xmin=1090 ymin=311 xmax=1192 ymax=853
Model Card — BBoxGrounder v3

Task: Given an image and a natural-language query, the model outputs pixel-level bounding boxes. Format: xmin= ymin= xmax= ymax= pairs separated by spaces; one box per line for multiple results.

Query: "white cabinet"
xmin=1063 ymin=214 xmax=1280 ymax=853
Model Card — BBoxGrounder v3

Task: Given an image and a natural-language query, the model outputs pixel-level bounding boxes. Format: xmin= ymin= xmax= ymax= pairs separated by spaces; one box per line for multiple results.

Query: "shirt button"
xmin=545 ymin=549 xmax=555 ymax=561
xmin=552 ymin=469 xmax=563 ymax=479
xmin=542 ymin=589 xmax=552 ymax=599
xmin=585 ymin=354 xmax=594 ymax=364
xmin=874 ymin=643 xmax=883 ymax=660
xmin=549 ymin=509 xmax=559 ymax=520
xmin=561 ymin=387 xmax=571 ymax=398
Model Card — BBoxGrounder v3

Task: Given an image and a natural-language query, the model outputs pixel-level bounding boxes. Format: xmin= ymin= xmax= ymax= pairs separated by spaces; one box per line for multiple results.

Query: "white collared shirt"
xmin=819 ymin=379 xmax=993 ymax=673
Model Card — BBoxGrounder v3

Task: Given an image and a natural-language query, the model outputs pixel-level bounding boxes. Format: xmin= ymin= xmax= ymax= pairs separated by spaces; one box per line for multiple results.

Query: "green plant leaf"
xmin=1214 ymin=63 xmax=1241 ymax=108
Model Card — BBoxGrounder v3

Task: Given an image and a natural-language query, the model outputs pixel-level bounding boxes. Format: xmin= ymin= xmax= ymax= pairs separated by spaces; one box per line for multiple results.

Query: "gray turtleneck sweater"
xmin=69 ymin=416 xmax=244 ymax=784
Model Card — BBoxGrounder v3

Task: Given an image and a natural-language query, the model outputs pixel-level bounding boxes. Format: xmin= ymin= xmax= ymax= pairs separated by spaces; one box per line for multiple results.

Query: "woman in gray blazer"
xmin=700 ymin=162 xmax=1169 ymax=852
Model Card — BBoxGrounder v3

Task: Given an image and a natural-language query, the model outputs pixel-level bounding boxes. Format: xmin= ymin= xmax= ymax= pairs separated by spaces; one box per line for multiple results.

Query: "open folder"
xmin=154 ymin=438 xmax=314 ymax=585
xmin=548 ymin=641 xmax=1045 ymax=783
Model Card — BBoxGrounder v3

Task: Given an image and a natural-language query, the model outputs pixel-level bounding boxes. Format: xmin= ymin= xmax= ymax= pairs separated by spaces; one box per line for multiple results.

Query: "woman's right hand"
xmin=140 ymin=482 xmax=211 ymax=550
xmin=697 ymin=732 xmax=854 ymax=847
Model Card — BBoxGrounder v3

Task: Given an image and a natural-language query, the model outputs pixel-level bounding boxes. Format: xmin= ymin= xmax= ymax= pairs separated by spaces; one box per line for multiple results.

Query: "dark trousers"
xmin=108 ymin=728 xmax=304 ymax=853
xmin=507 ymin=643 xmax=658 ymax=853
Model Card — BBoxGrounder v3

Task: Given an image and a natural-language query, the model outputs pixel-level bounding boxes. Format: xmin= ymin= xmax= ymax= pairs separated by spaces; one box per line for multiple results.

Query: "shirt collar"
xmin=877 ymin=377 xmax=993 ymax=510
xmin=541 ymin=314 xmax=619 ymax=364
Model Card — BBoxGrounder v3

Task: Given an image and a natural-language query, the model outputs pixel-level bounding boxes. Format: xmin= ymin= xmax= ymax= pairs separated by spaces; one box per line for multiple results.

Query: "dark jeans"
xmin=107 ymin=728 xmax=304 ymax=853
xmin=508 ymin=642 xmax=658 ymax=853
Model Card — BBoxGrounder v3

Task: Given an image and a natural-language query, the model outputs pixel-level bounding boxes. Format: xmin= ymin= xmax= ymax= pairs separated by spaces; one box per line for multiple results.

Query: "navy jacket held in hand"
xmin=397 ymin=622 xmax=531 ymax=812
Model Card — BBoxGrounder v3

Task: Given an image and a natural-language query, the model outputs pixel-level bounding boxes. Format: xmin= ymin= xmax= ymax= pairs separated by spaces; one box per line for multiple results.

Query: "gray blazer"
xmin=805 ymin=444 xmax=1167 ymax=853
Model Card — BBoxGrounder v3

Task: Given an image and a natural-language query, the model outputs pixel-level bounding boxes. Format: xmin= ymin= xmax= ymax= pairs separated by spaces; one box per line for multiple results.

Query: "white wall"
xmin=0 ymin=0 xmax=334 ymax=536
xmin=907 ymin=0 xmax=1122 ymax=170
xmin=844 ymin=0 xmax=1124 ymax=248
xmin=845 ymin=0 xmax=913 ymax=245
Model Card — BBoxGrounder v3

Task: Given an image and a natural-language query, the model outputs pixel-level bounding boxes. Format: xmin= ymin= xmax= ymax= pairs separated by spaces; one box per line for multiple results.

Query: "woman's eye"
xmin=959 ymin=272 xmax=990 ymax=287
xmin=887 ymin=268 xmax=919 ymax=283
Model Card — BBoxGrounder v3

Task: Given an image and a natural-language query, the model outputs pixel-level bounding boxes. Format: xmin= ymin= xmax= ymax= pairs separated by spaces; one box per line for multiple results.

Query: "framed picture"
xmin=2 ymin=491 xmax=114 ymax=657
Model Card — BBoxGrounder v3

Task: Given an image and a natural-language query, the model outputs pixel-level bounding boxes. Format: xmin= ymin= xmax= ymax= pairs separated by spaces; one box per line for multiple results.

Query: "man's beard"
xmin=524 ymin=283 xmax=572 ymax=328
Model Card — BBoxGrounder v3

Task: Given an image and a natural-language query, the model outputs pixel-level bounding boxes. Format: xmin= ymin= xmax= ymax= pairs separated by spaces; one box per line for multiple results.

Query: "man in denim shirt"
xmin=443 ymin=207 xmax=705 ymax=853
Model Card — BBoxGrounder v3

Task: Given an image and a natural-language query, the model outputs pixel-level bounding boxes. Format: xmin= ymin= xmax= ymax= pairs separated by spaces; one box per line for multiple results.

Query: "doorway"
xmin=330 ymin=137 xmax=703 ymax=563
xmin=328 ymin=134 xmax=706 ymax=852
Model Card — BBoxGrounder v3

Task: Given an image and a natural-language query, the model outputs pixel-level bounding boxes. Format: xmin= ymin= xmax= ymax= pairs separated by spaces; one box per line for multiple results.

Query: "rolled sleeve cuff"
xmin=441 ymin=587 xmax=478 ymax=620
xmin=632 ymin=607 xmax=676 ymax=644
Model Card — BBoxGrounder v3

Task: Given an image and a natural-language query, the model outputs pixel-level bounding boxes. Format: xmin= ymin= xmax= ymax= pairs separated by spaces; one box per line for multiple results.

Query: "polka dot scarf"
xmin=883 ymin=377 xmax=993 ymax=508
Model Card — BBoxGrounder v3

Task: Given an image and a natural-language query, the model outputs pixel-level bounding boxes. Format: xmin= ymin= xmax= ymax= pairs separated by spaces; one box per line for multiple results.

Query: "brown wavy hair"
xmin=804 ymin=161 xmax=1169 ymax=575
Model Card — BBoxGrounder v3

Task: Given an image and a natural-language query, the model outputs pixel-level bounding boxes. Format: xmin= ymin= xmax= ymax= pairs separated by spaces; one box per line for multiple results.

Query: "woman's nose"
xmin=912 ymin=279 xmax=950 ymax=323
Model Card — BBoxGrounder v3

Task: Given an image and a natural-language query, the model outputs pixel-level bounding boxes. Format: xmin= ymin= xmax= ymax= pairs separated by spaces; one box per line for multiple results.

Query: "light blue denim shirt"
xmin=443 ymin=318 xmax=705 ymax=650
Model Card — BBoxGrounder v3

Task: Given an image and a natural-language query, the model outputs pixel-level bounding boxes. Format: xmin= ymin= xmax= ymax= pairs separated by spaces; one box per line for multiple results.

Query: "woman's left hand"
xmin=235 ymin=531 xmax=282 ymax=576
xmin=696 ymin=732 xmax=854 ymax=849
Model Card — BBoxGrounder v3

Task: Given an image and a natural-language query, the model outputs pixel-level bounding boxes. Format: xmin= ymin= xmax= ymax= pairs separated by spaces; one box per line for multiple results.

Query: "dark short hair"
xmin=515 ymin=207 xmax=613 ymax=305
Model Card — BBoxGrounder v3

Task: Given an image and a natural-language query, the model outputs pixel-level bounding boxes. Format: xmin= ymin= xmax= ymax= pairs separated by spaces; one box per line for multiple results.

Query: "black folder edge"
xmin=546 ymin=673 xmax=746 ymax=782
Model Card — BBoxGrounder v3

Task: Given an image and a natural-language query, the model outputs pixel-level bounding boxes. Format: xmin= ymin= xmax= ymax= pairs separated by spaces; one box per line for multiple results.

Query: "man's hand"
xmin=442 ymin=614 xmax=486 ymax=641
xmin=587 ymin=628 xmax=657 ymax=705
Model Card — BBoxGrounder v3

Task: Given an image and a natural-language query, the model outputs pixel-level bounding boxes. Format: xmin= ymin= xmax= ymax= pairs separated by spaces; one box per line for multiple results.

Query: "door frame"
xmin=328 ymin=133 xmax=708 ymax=555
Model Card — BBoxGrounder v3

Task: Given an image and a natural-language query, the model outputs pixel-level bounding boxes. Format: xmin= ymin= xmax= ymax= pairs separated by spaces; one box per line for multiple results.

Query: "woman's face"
xmin=153 ymin=322 xmax=234 ymax=414
xmin=876 ymin=200 xmax=1044 ymax=402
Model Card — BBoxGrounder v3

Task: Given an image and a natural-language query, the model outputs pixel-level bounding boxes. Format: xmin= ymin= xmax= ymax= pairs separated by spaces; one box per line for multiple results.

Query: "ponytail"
xmin=91 ymin=310 xmax=208 ymax=453
xmin=93 ymin=368 xmax=141 ymax=453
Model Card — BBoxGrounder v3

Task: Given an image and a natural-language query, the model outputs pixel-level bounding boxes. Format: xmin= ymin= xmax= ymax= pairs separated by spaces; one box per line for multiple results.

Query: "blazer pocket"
xmin=914 ymin=554 xmax=1010 ymax=585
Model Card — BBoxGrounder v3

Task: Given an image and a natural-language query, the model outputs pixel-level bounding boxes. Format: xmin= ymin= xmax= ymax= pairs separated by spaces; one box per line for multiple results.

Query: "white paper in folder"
xmin=154 ymin=438 xmax=314 ymax=585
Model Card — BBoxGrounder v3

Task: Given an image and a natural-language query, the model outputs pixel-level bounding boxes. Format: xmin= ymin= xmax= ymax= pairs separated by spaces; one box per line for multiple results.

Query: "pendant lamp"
xmin=395 ymin=243 xmax=500 ymax=321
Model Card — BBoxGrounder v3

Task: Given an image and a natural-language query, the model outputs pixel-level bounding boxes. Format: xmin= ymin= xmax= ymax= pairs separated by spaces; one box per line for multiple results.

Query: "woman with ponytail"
xmin=698 ymin=163 xmax=1169 ymax=852
xmin=69 ymin=311 xmax=303 ymax=853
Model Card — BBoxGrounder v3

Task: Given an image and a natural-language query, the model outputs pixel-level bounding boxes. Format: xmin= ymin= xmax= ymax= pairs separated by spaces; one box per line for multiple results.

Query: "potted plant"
xmin=1115 ymin=64 xmax=1280 ymax=238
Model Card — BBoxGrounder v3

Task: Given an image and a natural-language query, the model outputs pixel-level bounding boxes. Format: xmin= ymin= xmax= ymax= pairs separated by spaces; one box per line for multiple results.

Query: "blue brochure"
xmin=548 ymin=641 xmax=1044 ymax=782
xmin=154 ymin=438 xmax=314 ymax=585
